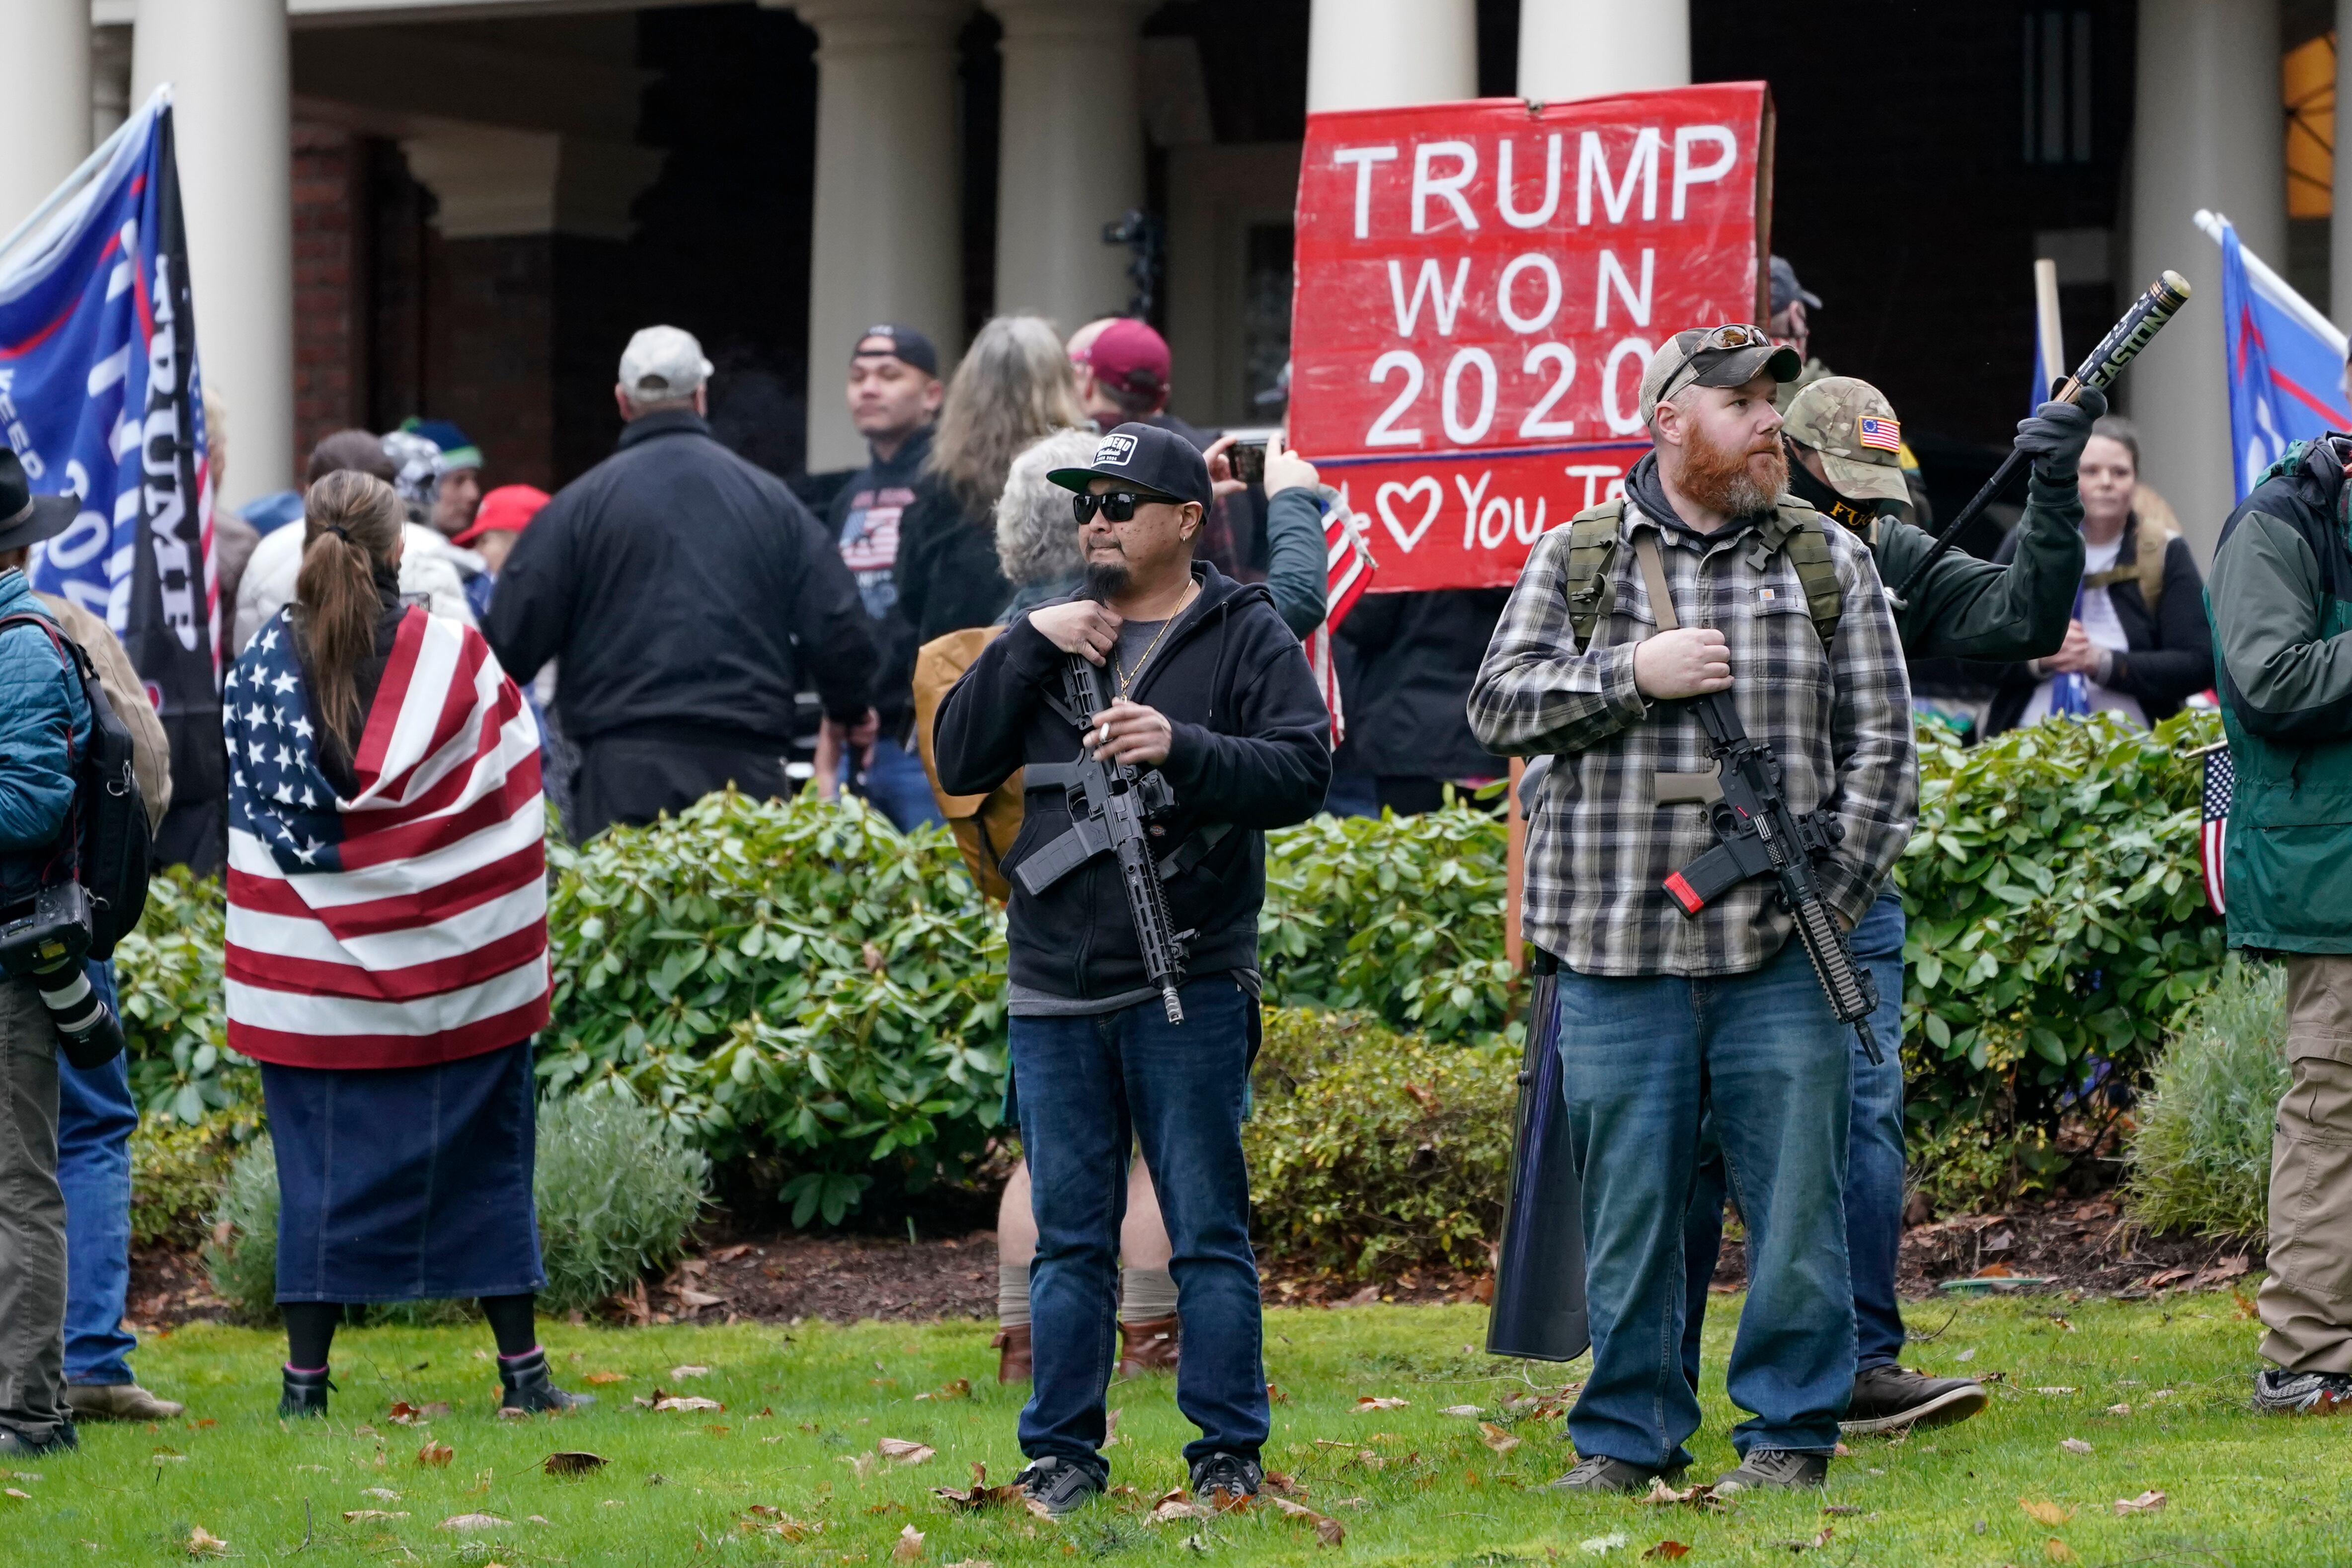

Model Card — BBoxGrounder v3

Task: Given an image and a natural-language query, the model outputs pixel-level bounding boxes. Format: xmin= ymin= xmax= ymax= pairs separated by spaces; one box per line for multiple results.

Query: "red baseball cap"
xmin=453 ymin=483 xmax=550 ymax=548
xmin=1077 ymin=317 xmax=1170 ymax=402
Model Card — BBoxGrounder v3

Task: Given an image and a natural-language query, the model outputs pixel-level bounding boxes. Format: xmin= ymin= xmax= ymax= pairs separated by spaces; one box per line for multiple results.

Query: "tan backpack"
xmin=2079 ymin=498 xmax=2179 ymax=616
xmin=911 ymin=627 xmax=1025 ymax=903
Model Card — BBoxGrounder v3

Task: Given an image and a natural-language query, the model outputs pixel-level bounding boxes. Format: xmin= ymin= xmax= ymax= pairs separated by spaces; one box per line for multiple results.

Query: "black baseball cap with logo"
xmin=851 ymin=323 xmax=939 ymax=378
xmin=1045 ymin=423 xmax=1213 ymax=510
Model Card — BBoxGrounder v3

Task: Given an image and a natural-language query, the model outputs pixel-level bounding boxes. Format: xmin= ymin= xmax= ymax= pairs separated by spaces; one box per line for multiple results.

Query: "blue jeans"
xmin=1009 ymin=978 xmax=1266 ymax=1475
xmin=844 ymin=736 xmax=944 ymax=834
xmin=57 ymin=962 xmax=137 ymax=1387
xmin=1681 ymin=890 xmax=1907 ymax=1384
xmin=1555 ymin=937 xmax=1854 ymax=1469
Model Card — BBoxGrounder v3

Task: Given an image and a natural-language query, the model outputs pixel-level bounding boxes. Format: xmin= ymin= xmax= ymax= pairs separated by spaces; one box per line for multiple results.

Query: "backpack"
xmin=0 ymin=614 xmax=153 ymax=958
xmin=1559 ymin=497 xmax=1846 ymax=651
xmin=910 ymin=626 xmax=1026 ymax=903
xmin=2080 ymin=504 xmax=2179 ymax=617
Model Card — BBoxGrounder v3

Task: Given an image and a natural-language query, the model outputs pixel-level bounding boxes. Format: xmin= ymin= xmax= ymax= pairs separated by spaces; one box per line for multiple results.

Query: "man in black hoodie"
xmin=934 ymin=424 xmax=1330 ymax=1518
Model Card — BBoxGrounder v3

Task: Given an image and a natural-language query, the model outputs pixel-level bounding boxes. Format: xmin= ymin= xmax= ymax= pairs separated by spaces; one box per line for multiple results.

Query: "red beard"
xmin=1678 ymin=423 xmax=1789 ymax=518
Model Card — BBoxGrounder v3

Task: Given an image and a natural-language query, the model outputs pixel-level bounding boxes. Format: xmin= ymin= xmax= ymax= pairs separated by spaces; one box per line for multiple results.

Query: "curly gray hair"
xmin=994 ymin=428 xmax=1100 ymax=589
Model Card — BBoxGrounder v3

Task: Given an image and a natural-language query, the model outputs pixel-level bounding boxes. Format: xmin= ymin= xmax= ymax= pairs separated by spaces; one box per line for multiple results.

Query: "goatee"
xmin=1678 ymin=423 xmax=1789 ymax=519
xmin=1081 ymin=559 xmax=1132 ymax=603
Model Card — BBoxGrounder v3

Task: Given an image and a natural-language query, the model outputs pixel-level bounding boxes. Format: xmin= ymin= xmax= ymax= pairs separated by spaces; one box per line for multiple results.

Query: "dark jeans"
xmin=837 ymin=736 xmax=944 ymax=834
xmin=1010 ymin=977 xmax=1266 ymax=1475
xmin=1554 ymin=937 xmax=1854 ymax=1469
xmin=59 ymin=963 xmax=138 ymax=1386
xmin=0 ymin=975 xmax=67 ymax=1445
xmin=1682 ymin=889 xmax=1907 ymax=1384
xmin=570 ymin=734 xmax=785 ymax=840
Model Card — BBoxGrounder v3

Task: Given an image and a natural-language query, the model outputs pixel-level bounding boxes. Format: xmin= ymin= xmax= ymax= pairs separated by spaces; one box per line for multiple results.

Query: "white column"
xmin=794 ymin=0 xmax=968 ymax=473
xmin=1306 ymin=0 xmax=1475 ymax=112
xmin=2126 ymin=0 xmax=2283 ymax=557
xmin=2334 ymin=0 xmax=2352 ymax=330
xmin=987 ymin=0 xmax=1155 ymax=329
xmin=0 ymin=0 xmax=91 ymax=236
xmin=132 ymin=0 xmax=293 ymax=510
xmin=1516 ymin=0 xmax=1687 ymax=101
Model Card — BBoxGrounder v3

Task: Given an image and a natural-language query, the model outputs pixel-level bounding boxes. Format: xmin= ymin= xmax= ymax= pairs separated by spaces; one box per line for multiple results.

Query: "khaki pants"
xmin=0 ymin=977 xmax=67 ymax=1442
xmin=2260 ymin=954 xmax=2352 ymax=1371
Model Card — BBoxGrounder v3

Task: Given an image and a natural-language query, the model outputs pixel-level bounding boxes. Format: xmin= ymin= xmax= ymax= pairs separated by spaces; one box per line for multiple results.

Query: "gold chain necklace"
xmin=1116 ymin=582 xmax=1197 ymax=696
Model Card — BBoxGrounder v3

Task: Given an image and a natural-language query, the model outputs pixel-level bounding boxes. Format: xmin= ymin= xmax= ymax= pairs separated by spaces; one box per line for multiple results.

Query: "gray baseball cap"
xmin=1638 ymin=324 xmax=1803 ymax=423
xmin=618 ymin=325 xmax=713 ymax=401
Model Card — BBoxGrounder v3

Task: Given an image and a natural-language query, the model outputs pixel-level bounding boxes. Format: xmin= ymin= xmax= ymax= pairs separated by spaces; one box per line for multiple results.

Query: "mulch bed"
xmin=129 ymin=1195 xmax=2260 ymax=1335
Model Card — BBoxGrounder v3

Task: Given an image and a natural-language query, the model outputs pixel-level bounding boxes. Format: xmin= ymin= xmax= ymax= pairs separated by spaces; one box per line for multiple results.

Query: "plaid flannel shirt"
xmin=1468 ymin=496 xmax=1915 ymax=977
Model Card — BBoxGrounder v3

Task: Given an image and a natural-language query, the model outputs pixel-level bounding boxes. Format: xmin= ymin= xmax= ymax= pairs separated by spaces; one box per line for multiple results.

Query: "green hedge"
xmin=2123 ymin=958 xmax=2287 ymax=1240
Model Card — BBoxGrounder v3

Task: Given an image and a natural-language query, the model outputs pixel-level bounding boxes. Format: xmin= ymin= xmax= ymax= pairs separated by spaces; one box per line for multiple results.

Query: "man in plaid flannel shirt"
xmin=1469 ymin=326 xmax=1915 ymax=1495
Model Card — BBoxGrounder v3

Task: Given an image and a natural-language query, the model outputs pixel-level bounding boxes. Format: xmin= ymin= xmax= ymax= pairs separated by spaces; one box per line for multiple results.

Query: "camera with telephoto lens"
xmin=0 ymin=881 xmax=125 ymax=1069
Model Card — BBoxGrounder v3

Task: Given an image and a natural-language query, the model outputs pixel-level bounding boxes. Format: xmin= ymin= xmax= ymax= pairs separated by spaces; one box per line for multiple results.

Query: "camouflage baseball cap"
xmin=1781 ymin=376 xmax=1909 ymax=506
xmin=1639 ymin=324 xmax=1804 ymax=425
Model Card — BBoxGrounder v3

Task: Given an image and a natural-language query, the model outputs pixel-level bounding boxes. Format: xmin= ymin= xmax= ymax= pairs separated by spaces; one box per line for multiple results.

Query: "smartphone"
xmin=1228 ymin=440 xmax=1267 ymax=487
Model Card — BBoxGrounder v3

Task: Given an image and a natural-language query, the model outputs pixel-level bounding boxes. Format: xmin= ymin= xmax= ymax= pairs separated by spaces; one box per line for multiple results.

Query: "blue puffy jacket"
xmin=0 ymin=568 xmax=92 ymax=905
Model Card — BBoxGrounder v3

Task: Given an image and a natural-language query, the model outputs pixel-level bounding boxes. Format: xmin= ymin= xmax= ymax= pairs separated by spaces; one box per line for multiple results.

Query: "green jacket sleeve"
xmin=2210 ymin=507 xmax=2352 ymax=732
xmin=1262 ymin=487 xmax=1330 ymax=638
xmin=1878 ymin=468 xmax=2085 ymax=661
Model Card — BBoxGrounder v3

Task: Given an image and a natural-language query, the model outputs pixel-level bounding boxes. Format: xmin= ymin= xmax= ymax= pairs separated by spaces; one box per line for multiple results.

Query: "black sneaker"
xmin=1190 ymin=1451 xmax=1262 ymax=1509
xmin=1841 ymin=1364 xmax=1990 ymax=1433
xmin=279 ymin=1366 xmax=333 ymax=1419
xmin=1016 ymin=1456 xmax=1104 ymax=1517
xmin=2255 ymin=1366 xmax=2352 ymax=1414
xmin=495 ymin=1349 xmax=594 ymax=1415
xmin=0 ymin=1423 xmax=77 ymax=1457
xmin=1714 ymin=1448 xmax=1829 ymax=1492
xmin=1545 ymin=1454 xmax=1675 ymax=1493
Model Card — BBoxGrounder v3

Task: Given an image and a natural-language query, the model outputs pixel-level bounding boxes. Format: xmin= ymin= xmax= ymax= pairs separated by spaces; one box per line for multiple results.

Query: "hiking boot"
xmin=1015 ymin=1456 xmax=1103 ymax=1518
xmin=0 ymin=1423 xmax=77 ymax=1457
xmin=1545 ymin=1453 xmax=1674 ymax=1493
xmin=1189 ymin=1451 xmax=1262 ymax=1509
xmin=993 ymin=1323 xmax=1033 ymax=1384
xmin=1117 ymin=1315 xmax=1180 ymax=1377
xmin=1714 ymin=1448 xmax=1829 ymax=1492
xmin=68 ymin=1382 xmax=184 ymax=1422
xmin=496 ymin=1349 xmax=594 ymax=1415
xmin=280 ymin=1366 xmax=333 ymax=1419
xmin=1841 ymin=1364 xmax=1988 ymax=1433
xmin=2255 ymin=1366 xmax=2352 ymax=1414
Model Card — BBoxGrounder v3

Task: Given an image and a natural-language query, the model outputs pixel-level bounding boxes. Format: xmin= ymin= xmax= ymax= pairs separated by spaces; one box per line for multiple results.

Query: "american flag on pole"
xmin=1306 ymin=484 xmax=1378 ymax=743
xmin=224 ymin=606 xmax=549 ymax=1068
xmin=2199 ymin=743 xmax=2233 ymax=918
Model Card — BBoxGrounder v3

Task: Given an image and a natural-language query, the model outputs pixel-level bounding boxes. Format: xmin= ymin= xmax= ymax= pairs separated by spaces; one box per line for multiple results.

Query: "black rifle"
xmin=1628 ymin=533 xmax=1880 ymax=1062
xmin=1012 ymin=652 xmax=1193 ymax=1023
xmin=1888 ymin=269 xmax=2192 ymax=609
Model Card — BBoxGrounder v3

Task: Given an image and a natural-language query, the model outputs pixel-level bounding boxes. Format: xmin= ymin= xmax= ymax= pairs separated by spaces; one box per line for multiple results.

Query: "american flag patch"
xmin=1857 ymin=416 xmax=1901 ymax=452
xmin=2201 ymin=744 xmax=2233 ymax=917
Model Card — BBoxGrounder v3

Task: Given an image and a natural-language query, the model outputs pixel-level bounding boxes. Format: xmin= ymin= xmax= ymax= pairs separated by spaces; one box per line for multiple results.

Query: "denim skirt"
xmin=261 ymin=1040 xmax=547 ymax=1304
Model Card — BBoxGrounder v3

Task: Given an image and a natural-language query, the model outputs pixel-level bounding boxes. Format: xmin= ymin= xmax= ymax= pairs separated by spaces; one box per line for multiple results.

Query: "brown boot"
xmin=1116 ymin=1315 xmax=1180 ymax=1377
xmin=992 ymin=1323 xmax=1032 ymax=1384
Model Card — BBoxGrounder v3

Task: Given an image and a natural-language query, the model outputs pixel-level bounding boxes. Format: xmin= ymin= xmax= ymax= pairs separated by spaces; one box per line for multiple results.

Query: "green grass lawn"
xmin=4 ymin=1292 xmax=2336 ymax=1566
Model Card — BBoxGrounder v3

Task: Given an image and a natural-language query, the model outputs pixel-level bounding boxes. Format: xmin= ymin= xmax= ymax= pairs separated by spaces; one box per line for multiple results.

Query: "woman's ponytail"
xmin=294 ymin=470 xmax=404 ymax=756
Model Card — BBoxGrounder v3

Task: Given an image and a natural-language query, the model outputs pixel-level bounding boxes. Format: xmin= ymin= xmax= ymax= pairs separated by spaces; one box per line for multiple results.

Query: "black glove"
xmin=2012 ymin=385 xmax=2110 ymax=479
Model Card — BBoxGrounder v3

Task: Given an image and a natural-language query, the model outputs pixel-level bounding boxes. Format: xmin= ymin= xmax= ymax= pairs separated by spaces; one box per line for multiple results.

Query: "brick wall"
xmin=291 ymin=120 xmax=362 ymax=472
xmin=430 ymin=237 xmax=557 ymax=490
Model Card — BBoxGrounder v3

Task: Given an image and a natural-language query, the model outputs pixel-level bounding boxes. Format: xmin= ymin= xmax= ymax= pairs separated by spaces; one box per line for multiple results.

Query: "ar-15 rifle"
xmin=1012 ymin=652 xmax=1193 ymax=1023
xmin=1631 ymin=535 xmax=1882 ymax=1063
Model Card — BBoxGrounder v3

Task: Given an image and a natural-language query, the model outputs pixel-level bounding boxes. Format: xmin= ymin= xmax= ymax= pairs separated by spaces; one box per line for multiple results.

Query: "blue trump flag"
xmin=0 ymin=91 xmax=222 ymax=866
xmin=2203 ymin=210 xmax=2352 ymax=500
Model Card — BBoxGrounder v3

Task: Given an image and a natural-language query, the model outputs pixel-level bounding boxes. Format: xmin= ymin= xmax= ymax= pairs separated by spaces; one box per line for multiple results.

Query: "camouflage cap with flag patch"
xmin=1781 ymin=376 xmax=1910 ymax=506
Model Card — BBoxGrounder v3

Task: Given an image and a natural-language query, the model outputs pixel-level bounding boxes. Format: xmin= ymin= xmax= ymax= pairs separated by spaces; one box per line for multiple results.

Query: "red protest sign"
xmin=1291 ymin=84 xmax=1773 ymax=592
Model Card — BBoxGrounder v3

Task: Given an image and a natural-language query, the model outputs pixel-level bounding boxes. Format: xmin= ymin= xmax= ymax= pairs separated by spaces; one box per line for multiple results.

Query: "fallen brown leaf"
xmin=1266 ymin=1495 xmax=1345 ymax=1547
xmin=2045 ymin=1539 xmax=2079 ymax=1564
xmin=2113 ymin=1490 xmax=2168 ymax=1515
xmin=892 ymin=1524 xmax=926 ymax=1562
xmin=1639 ymin=1479 xmax=1725 ymax=1512
xmin=1643 ymin=1545 xmax=1690 ymax=1563
xmin=710 ymin=1243 xmax=754 ymax=1262
xmin=916 ymin=1378 xmax=972 ymax=1402
xmin=1441 ymin=1405 xmax=1482 ymax=1417
xmin=1147 ymin=1489 xmax=1205 ymax=1524
xmin=652 ymin=1395 xmax=723 ymax=1412
xmin=186 ymin=1526 xmax=230 ymax=1557
xmin=932 ymin=1462 xmax=1035 ymax=1514
xmin=1103 ymin=1408 xmax=1121 ymax=1449
xmin=417 ymin=1441 xmax=454 ymax=1468
xmin=439 ymin=1513 xmax=511 ymax=1532
xmin=668 ymin=1365 xmax=712 ymax=1380
xmin=1262 ymin=1470 xmax=1308 ymax=1499
xmin=2059 ymin=1438 xmax=2093 ymax=1455
xmin=341 ymin=1510 xmax=407 ymax=1522
xmin=1477 ymin=1421 xmax=1521 ymax=1455
xmin=582 ymin=1372 xmax=626 ymax=1386
xmin=878 ymin=1438 xmax=936 ymax=1464
xmin=742 ymin=1505 xmax=825 ymax=1541
xmin=541 ymin=1451 xmax=606 ymax=1476
xmin=841 ymin=1452 xmax=879 ymax=1481
xmin=2020 ymin=1500 xmax=2073 ymax=1527
xmin=1266 ymin=1382 xmax=1289 ymax=1404
xmin=1353 ymin=1396 xmax=1409 ymax=1411
xmin=361 ymin=1488 xmax=400 ymax=1501
xmin=2 ymin=1489 xmax=28 ymax=1502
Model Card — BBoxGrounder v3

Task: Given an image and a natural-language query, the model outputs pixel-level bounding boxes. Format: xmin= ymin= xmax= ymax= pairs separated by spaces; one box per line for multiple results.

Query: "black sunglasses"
xmin=1073 ymin=490 xmax=1177 ymax=524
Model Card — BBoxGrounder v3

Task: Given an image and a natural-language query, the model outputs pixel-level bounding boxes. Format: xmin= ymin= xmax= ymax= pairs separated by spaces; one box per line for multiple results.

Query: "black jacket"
xmin=934 ymin=563 xmax=1332 ymax=1001
xmin=485 ymin=410 xmax=874 ymax=748
xmin=897 ymin=476 xmax=1016 ymax=645
xmin=1984 ymin=514 xmax=2213 ymax=735
xmin=1335 ymin=587 xmax=1512 ymax=779
xmin=826 ymin=426 xmax=933 ymax=741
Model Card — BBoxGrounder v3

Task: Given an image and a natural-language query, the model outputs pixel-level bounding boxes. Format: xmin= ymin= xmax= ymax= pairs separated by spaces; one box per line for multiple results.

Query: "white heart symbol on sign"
xmin=1375 ymin=476 xmax=1442 ymax=554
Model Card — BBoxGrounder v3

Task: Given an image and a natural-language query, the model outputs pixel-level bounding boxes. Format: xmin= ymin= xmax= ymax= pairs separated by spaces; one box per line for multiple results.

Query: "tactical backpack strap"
xmin=1562 ymin=500 xmax=1628 ymax=652
xmin=1757 ymin=501 xmax=1844 ymax=650
xmin=2084 ymin=513 xmax=2177 ymax=617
